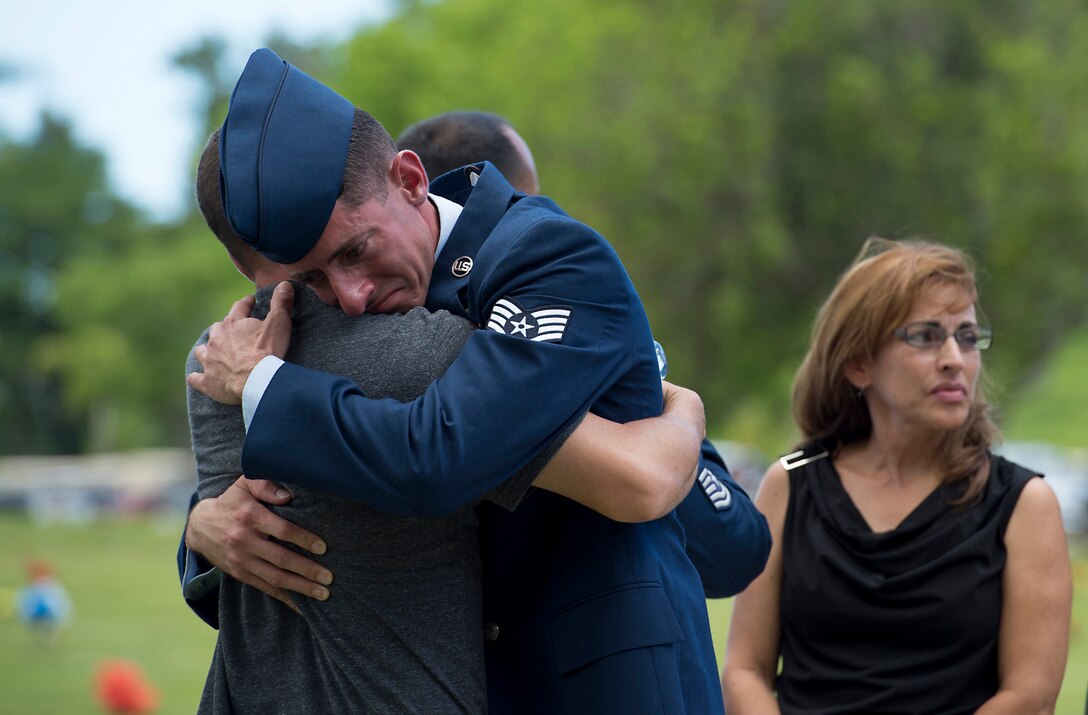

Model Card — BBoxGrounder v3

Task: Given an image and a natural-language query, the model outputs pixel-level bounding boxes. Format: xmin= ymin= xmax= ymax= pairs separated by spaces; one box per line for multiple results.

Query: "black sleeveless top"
xmin=777 ymin=443 xmax=1037 ymax=715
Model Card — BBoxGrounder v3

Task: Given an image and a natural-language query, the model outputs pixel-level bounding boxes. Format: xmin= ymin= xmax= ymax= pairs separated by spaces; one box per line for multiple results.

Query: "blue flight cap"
xmin=219 ymin=48 xmax=354 ymax=264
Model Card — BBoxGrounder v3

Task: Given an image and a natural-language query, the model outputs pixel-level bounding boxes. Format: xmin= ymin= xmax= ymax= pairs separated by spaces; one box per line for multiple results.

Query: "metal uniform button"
xmin=484 ymin=622 xmax=500 ymax=642
xmin=653 ymin=340 xmax=668 ymax=379
xmin=452 ymin=256 xmax=473 ymax=277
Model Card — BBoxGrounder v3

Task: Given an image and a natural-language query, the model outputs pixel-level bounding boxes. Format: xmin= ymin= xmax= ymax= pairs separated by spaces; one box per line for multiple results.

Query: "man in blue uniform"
xmin=400 ymin=110 xmax=769 ymax=600
xmin=184 ymin=109 xmax=768 ymax=606
xmin=190 ymin=49 xmax=766 ymax=713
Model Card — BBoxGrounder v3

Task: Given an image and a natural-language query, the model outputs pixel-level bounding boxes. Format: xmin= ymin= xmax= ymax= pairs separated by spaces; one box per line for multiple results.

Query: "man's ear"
xmin=228 ymin=253 xmax=256 ymax=283
xmin=390 ymin=150 xmax=429 ymax=206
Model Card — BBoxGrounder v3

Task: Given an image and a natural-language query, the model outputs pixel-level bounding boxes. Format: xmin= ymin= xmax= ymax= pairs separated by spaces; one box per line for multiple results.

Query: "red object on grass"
xmin=94 ymin=659 xmax=160 ymax=714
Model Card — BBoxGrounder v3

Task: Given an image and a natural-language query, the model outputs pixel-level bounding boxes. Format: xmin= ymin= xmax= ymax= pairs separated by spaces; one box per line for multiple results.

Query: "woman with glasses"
xmin=721 ymin=238 xmax=1071 ymax=714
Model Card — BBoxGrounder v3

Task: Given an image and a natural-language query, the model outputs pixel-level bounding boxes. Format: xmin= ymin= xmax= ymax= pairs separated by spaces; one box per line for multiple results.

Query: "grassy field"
xmin=1004 ymin=329 xmax=1088 ymax=449
xmin=0 ymin=515 xmax=215 ymax=714
xmin=0 ymin=515 xmax=1085 ymax=713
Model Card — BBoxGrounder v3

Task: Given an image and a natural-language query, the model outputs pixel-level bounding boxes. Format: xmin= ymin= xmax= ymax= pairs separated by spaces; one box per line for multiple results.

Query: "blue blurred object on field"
xmin=16 ymin=560 xmax=73 ymax=646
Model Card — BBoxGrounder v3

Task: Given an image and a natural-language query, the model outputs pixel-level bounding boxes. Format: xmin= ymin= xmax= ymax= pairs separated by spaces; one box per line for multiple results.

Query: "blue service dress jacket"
xmin=681 ymin=438 xmax=770 ymax=598
xmin=179 ymin=163 xmax=770 ymax=711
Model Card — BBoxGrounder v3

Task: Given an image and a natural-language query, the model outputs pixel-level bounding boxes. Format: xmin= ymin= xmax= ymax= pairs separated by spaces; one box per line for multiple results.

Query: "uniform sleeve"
xmin=241 ymin=217 xmax=655 ymax=517
xmin=675 ymin=440 xmax=772 ymax=598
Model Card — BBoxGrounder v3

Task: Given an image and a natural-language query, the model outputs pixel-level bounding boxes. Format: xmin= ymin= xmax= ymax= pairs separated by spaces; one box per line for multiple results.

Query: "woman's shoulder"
xmin=762 ymin=440 xmax=832 ymax=506
xmin=777 ymin=441 xmax=832 ymax=473
xmin=999 ymin=461 xmax=1058 ymax=520
xmin=989 ymin=453 xmax=1044 ymax=496
xmin=985 ymin=454 xmax=1058 ymax=533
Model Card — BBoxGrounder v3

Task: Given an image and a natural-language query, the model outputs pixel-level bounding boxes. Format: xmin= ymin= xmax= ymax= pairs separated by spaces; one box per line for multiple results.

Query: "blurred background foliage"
xmin=1 ymin=0 xmax=1086 ymax=457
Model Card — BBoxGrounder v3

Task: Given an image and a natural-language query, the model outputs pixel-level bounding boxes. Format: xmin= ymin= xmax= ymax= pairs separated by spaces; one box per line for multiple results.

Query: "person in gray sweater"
xmin=190 ymin=285 xmax=501 ymax=712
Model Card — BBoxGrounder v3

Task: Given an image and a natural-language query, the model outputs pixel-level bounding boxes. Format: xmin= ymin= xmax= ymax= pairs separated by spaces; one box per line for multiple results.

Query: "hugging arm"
xmin=180 ymin=317 xmax=333 ymax=625
xmin=181 ymin=379 xmax=707 ymax=614
xmin=532 ymin=380 xmax=705 ymax=521
xmin=238 ymin=220 xmax=661 ymax=516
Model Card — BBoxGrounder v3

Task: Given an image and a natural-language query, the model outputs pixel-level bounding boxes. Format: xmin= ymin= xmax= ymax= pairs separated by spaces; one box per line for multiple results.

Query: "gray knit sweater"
xmin=188 ymin=285 xmax=533 ymax=713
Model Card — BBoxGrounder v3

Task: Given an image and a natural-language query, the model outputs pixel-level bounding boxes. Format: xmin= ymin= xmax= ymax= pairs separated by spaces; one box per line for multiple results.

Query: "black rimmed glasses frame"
xmin=892 ymin=322 xmax=993 ymax=351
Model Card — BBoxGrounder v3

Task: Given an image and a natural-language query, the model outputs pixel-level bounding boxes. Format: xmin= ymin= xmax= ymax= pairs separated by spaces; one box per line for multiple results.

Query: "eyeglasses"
xmin=892 ymin=322 xmax=993 ymax=351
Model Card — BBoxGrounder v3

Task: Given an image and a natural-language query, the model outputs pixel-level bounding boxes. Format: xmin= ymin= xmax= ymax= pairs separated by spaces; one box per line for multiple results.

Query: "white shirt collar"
xmin=430 ymin=193 xmax=463 ymax=262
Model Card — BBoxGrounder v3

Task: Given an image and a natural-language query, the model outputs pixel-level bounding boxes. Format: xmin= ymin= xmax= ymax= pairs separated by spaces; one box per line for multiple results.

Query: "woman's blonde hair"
xmin=792 ymin=237 xmax=999 ymax=503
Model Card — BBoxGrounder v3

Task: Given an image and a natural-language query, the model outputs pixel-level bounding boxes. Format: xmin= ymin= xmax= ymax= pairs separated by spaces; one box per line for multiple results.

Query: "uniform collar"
xmin=430 ymin=193 xmax=463 ymax=263
xmin=424 ymin=163 xmax=516 ymax=317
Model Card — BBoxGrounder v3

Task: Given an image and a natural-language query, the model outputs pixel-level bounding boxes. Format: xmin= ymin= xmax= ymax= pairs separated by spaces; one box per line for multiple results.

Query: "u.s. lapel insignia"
xmin=487 ymin=297 xmax=572 ymax=343
xmin=697 ymin=467 xmax=733 ymax=511
xmin=452 ymin=256 xmax=473 ymax=278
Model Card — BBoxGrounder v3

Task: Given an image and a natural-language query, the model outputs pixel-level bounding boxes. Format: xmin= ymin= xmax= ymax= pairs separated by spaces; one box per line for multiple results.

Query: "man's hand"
xmin=661 ymin=380 xmax=706 ymax=441
xmin=186 ymin=475 xmax=334 ymax=612
xmin=188 ymin=281 xmax=296 ymax=405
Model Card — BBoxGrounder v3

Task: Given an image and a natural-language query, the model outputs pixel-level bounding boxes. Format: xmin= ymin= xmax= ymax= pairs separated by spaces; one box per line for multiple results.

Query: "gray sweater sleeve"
xmin=187 ymin=333 xmax=246 ymax=501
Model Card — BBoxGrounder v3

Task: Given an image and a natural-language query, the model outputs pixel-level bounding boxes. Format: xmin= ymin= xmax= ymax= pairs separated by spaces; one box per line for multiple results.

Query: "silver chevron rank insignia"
xmin=698 ymin=467 xmax=733 ymax=511
xmin=487 ymin=297 xmax=572 ymax=343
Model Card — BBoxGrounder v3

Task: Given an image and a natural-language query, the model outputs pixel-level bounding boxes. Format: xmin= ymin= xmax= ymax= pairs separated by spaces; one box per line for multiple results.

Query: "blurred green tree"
xmin=322 ymin=0 xmax=1087 ymax=450
xmin=0 ymin=114 xmax=142 ymax=453
xmin=40 ymin=217 xmax=249 ymax=450
xmin=6 ymin=0 xmax=1086 ymax=456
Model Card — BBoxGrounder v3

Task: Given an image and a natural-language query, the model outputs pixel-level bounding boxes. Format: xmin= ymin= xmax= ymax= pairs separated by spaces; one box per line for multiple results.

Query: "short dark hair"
xmin=196 ymin=129 xmax=264 ymax=275
xmin=341 ymin=108 xmax=397 ymax=206
xmin=397 ymin=111 xmax=528 ymax=186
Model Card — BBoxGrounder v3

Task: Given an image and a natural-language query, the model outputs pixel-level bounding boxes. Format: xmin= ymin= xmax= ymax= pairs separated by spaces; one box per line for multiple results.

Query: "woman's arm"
xmin=975 ymin=477 xmax=1072 ymax=714
xmin=720 ymin=461 xmax=790 ymax=714
xmin=531 ymin=381 xmax=705 ymax=522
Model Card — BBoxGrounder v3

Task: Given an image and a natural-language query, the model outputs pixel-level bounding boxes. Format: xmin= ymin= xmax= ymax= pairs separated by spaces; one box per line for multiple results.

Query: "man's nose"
xmin=330 ymin=275 xmax=374 ymax=317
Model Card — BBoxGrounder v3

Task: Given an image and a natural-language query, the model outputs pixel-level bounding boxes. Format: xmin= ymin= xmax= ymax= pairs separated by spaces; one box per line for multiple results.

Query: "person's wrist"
xmin=185 ymin=500 xmax=210 ymax=551
xmin=231 ymin=369 xmax=253 ymax=402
